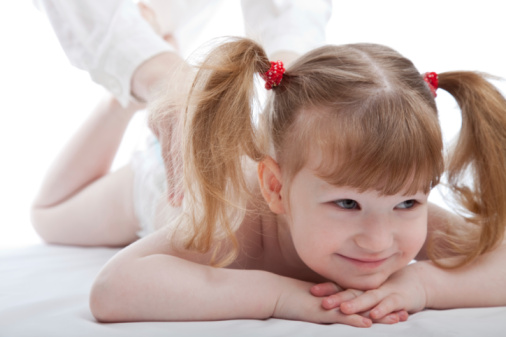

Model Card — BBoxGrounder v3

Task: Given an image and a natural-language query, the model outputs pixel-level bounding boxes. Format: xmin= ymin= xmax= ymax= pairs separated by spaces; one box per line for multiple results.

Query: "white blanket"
xmin=1 ymin=244 xmax=505 ymax=337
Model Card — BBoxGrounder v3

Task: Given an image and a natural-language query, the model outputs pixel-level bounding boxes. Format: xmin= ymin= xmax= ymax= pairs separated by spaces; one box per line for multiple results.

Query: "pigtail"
xmin=434 ymin=72 xmax=506 ymax=267
xmin=180 ymin=38 xmax=270 ymax=266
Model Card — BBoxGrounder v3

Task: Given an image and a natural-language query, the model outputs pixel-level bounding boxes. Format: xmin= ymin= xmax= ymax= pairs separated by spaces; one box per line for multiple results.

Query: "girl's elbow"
xmin=89 ymin=258 xmax=141 ymax=322
xmin=89 ymin=273 xmax=123 ymax=323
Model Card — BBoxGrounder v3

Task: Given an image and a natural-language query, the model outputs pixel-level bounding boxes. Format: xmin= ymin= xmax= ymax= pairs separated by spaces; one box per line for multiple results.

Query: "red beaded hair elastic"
xmin=423 ymin=72 xmax=439 ymax=97
xmin=261 ymin=61 xmax=285 ymax=90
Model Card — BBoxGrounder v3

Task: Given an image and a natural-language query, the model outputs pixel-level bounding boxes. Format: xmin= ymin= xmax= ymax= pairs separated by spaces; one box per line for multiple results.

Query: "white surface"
xmin=1 ymin=244 xmax=506 ymax=336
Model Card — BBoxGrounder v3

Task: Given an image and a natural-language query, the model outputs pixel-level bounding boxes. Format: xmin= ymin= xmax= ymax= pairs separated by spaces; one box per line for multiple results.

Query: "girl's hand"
xmin=310 ymin=283 xmax=409 ymax=324
xmin=312 ymin=264 xmax=426 ymax=322
xmin=273 ymin=278 xmax=374 ymax=327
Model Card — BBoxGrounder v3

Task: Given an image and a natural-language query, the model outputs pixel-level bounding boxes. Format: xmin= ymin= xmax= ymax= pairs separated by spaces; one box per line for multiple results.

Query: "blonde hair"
xmin=431 ymin=72 xmax=506 ymax=267
xmin=153 ymin=38 xmax=506 ymax=268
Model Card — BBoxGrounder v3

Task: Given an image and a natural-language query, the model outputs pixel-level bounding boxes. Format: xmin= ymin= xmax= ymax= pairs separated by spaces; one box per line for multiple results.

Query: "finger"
xmin=356 ymin=308 xmax=407 ymax=325
xmin=338 ymin=314 xmax=372 ymax=328
xmin=322 ymin=289 xmax=364 ymax=310
xmin=371 ymin=309 xmax=409 ymax=325
xmin=137 ymin=2 xmax=162 ymax=35
xmin=364 ymin=309 xmax=399 ymax=325
xmin=368 ymin=295 xmax=405 ymax=320
xmin=319 ymin=310 xmax=372 ymax=328
xmin=371 ymin=312 xmax=401 ymax=325
xmin=397 ymin=310 xmax=409 ymax=322
xmin=310 ymin=282 xmax=341 ymax=297
xmin=339 ymin=289 xmax=383 ymax=315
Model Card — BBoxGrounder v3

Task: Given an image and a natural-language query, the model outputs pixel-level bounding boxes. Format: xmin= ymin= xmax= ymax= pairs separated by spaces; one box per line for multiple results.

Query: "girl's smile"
xmin=335 ymin=254 xmax=392 ymax=270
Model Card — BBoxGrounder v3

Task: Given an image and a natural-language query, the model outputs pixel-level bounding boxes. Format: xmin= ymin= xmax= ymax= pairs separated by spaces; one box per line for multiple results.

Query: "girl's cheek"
xmin=404 ymin=222 xmax=427 ymax=256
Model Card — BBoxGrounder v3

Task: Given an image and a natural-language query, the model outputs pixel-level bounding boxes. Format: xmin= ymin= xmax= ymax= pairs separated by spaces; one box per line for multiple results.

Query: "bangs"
xmin=281 ymin=93 xmax=444 ymax=195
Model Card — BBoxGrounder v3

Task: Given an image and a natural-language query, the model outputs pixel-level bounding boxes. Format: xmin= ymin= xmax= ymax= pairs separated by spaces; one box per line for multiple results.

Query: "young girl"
xmin=31 ymin=38 xmax=506 ymax=328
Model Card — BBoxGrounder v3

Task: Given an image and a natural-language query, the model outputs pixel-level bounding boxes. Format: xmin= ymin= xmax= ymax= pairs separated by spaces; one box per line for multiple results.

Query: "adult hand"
xmin=132 ymin=2 xmax=183 ymax=103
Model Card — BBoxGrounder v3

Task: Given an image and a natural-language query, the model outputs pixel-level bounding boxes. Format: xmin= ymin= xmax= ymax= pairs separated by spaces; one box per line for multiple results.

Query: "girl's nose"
xmin=354 ymin=215 xmax=394 ymax=253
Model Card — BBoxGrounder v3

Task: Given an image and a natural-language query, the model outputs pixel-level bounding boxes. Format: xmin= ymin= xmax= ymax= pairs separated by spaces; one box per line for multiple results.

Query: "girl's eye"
xmin=335 ymin=199 xmax=360 ymax=210
xmin=396 ymin=199 xmax=418 ymax=209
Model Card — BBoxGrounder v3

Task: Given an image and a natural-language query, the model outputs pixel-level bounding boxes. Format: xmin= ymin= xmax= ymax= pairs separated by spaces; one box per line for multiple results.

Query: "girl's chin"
xmin=335 ymin=274 xmax=388 ymax=291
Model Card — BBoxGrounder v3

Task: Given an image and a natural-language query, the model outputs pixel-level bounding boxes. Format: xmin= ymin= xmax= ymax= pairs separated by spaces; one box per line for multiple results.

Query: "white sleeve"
xmin=33 ymin=0 xmax=175 ymax=106
xmin=241 ymin=0 xmax=332 ymax=58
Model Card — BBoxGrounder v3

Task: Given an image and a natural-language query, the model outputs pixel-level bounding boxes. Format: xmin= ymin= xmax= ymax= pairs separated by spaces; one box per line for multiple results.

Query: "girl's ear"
xmin=258 ymin=156 xmax=285 ymax=214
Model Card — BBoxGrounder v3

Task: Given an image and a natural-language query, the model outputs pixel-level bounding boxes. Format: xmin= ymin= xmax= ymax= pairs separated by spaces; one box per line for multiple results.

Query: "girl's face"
xmin=285 ymin=166 xmax=428 ymax=290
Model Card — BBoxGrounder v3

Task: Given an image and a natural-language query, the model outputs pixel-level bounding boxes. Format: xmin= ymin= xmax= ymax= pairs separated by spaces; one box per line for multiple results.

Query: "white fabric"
xmin=2 ymin=244 xmax=506 ymax=336
xmin=33 ymin=0 xmax=173 ymax=106
xmin=130 ymin=134 xmax=166 ymax=237
xmin=33 ymin=0 xmax=332 ymax=106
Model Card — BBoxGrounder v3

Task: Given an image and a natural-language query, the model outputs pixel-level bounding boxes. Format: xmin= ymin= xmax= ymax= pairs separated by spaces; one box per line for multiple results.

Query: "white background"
xmin=1 ymin=1 xmax=505 ymax=249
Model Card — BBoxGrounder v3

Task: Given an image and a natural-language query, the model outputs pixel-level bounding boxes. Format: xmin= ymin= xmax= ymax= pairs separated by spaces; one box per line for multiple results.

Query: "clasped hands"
xmin=274 ymin=262 xmax=428 ymax=328
xmin=312 ymin=262 xmax=428 ymax=327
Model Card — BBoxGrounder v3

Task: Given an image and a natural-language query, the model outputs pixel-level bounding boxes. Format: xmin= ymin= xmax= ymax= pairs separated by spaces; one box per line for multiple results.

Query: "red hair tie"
xmin=261 ymin=61 xmax=285 ymax=90
xmin=423 ymin=72 xmax=439 ymax=97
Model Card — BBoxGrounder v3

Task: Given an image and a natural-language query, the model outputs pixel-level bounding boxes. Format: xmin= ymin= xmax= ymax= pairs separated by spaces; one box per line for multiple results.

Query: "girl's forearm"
xmin=419 ymin=243 xmax=506 ymax=309
xmin=90 ymin=253 xmax=281 ymax=322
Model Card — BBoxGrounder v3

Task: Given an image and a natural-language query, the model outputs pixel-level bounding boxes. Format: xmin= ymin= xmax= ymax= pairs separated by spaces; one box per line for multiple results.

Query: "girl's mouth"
xmin=336 ymin=254 xmax=390 ymax=269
